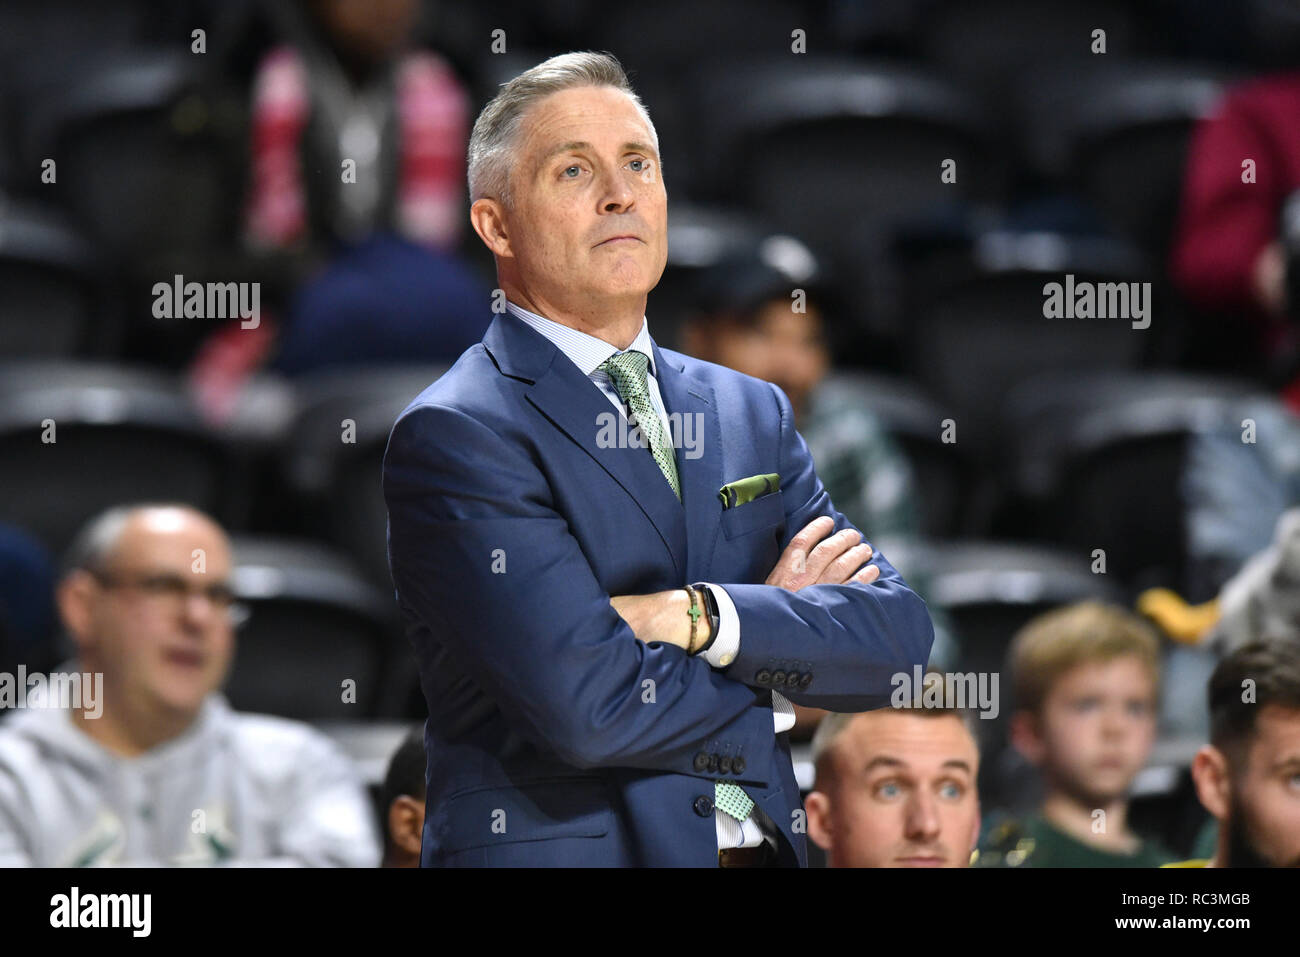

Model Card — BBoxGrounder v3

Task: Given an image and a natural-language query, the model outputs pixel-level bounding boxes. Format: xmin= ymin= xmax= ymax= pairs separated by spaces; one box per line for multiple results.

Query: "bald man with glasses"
xmin=0 ymin=503 xmax=380 ymax=866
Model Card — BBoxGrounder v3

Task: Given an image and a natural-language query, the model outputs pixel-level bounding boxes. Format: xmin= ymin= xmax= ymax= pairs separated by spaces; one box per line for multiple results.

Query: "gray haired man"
xmin=0 ymin=503 xmax=380 ymax=866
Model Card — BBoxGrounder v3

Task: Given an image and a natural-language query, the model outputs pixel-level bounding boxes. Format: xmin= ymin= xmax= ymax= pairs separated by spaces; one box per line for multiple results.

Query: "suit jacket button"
xmin=771 ymin=670 xmax=786 ymax=685
xmin=755 ymin=669 xmax=771 ymax=685
xmin=693 ymin=751 xmax=710 ymax=772
xmin=785 ymin=671 xmax=802 ymax=689
xmin=693 ymin=795 xmax=714 ymax=817
xmin=706 ymin=753 xmax=719 ymax=772
xmin=718 ymin=755 xmax=733 ymax=774
xmin=732 ymin=756 xmax=746 ymax=775
xmin=799 ymin=672 xmax=813 ymax=690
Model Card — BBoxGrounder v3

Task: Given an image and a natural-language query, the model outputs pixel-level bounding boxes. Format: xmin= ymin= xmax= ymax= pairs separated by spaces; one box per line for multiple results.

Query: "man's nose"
xmin=904 ymin=792 xmax=941 ymax=840
xmin=599 ymin=167 xmax=635 ymax=212
xmin=181 ymin=590 xmax=219 ymax=628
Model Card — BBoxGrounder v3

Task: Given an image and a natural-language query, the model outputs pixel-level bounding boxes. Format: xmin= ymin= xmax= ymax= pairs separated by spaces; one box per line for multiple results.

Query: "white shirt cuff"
xmin=696 ymin=584 xmax=792 ymax=734
xmin=771 ymin=691 xmax=796 ymax=734
xmin=696 ymin=583 xmax=739 ymax=669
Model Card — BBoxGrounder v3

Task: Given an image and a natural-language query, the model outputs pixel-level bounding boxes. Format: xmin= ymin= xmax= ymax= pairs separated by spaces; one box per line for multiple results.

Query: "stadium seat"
xmin=0 ymin=361 xmax=234 ymax=556
xmin=0 ymin=2 xmax=149 ymax=89
xmin=1017 ymin=59 xmax=1237 ymax=258
xmin=224 ymin=537 xmax=401 ymax=721
xmin=1001 ymin=370 xmax=1265 ymax=598
xmin=890 ymin=539 xmax=1127 ymax=679
xmin=598 ymin=1 xmax=827 ymax=74
xmin=0 ymin=197 xmax=109 ymax=357
xmin=900 ymin=228 xmax=1151 ymax=455
xmin=21 ymin=49 xmax=242 ymax=271
xmin=0 ymin=88 xmax=15 ymax=194
xmin=689 ymin=57 xmax=1001 ymax=262
xmin=916 ymin=0 xmax=1150 ymax=92
xmin=281 ymin=365 xmax=449 ymax=587
xmin=817 ymin=372 xmax=977 ymax=539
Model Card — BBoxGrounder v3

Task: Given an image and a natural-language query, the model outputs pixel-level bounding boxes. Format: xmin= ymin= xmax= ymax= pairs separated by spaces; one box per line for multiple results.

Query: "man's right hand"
xmin=765 ymin=516 xmax=880 ymax=592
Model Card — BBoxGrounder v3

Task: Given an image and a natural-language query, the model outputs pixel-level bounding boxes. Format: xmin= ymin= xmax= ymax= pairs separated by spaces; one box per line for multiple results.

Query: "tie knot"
xmin=599 ymin=350 xmax=650 ymax=399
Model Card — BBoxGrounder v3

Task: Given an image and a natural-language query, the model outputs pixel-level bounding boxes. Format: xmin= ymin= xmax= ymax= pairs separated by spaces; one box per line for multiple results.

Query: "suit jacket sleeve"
xmin=714 ymin=382 xmax=935 ymax=712
xmin=383 ymin=402 xmax=783 ymax=784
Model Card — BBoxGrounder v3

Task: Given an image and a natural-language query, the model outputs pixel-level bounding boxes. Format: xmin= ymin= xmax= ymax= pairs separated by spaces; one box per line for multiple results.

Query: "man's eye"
xmin=207 ymin=586 xmax=236 ymax=607
xmin=145 ymin=577 xmax=187 ymax=597
xmin=876 ymin=781 xmax=901 ymax=799
xmin=940 ymin=782 xmax=963 ymax=800
xmin=562 ymin=165 xmax=581 ymax=178
xmin=630 ymin=158 xmax=648 ymax=172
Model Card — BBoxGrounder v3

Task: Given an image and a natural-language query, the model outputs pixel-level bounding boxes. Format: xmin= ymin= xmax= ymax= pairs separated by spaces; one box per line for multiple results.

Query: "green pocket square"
xmin=718 ymin=473 xmax=780 ymax=509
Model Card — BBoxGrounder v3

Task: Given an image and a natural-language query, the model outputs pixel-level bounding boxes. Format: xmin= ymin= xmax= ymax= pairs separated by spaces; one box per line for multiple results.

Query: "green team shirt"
xmin=977 ymin=813 xmax=1175 ymax=868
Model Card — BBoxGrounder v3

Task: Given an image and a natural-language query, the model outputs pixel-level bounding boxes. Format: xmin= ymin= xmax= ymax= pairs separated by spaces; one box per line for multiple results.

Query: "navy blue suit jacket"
xmin=382 ymin=310 xmax=935 ymax=866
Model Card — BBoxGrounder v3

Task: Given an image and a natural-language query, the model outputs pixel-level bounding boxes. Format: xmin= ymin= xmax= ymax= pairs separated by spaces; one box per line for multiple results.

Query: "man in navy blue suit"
xmin=382 ymin=51 xmax=935 ymax=867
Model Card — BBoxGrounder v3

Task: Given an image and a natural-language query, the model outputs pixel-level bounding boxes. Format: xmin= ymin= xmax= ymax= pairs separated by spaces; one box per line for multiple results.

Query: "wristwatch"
xmin=689 ymin=582 xmax=721 ymax=656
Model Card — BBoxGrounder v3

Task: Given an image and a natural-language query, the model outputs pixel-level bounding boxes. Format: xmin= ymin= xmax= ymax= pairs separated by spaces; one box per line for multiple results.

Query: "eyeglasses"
xmin=89 ymin=570 xmax=250 ymax=626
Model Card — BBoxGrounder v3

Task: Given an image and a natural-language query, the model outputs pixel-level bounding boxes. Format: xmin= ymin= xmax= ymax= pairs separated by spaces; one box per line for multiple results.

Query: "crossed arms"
xmin=382 ymin=381 xmax=934 ymax=784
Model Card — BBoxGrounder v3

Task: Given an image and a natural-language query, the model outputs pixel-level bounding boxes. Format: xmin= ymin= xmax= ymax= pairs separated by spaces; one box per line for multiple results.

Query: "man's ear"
xmin=387 ymin=795 xmax=425 ymax=858
xmin=469 ymin=198 xmax=513 ymax=259
xmin=56 ymin=571 xmax=97 ymax=655
xmin=1007 ymin=709 xmax=1045 ymax=766
xmin=804 ymin=789 xmax=834 ymax=852
xmin=1190 ymin=744 xmax=1231 ymax=822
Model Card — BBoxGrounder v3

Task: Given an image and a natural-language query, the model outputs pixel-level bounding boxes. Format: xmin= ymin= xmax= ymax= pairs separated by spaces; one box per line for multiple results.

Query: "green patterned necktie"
xmin=714 ymin=779 xmax=755 ymax=824
xmin=599 ymin=350 xmax=681 ymax=500
xmin=599 ymin=352 xmax=753 ymax=825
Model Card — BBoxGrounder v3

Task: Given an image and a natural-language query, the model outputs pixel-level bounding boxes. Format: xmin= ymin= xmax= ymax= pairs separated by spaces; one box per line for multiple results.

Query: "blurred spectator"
xmin=979 ymin=602 xmax=1174 ymax=866
xmin=192 ymin=0 xmax=488 ymax=415
xmin=1142 ymin=505 xmax=1300 ymax=856
xmin=1170 ymin=73 xmax=1300 ymax=393
xmin=805 ymin=698 xmax=981 ymax=868
xmin=270 ymin=231 xmax=488 ymax=376
xmin=1183 ymin=399 xmax=1300 ymax=598
xmin=245 ymin=0 xmax=467 ymax=254
xmin=0 ymin=524 xmax=57 ymax=677
xmin=1171 ymin=635 xmax=1300 ymax=867
xmin=0 ymin=504 xmax=380 ymax=866
xmin=379 ymin=724 xmax=425 ymax=868
xmin=680 ymin=255 xmax=920 ymax=545
xmin=679 ymin=251 xmax=958 ymax=735
xmin=1208 ymin=506 xmax=1300 ymax=654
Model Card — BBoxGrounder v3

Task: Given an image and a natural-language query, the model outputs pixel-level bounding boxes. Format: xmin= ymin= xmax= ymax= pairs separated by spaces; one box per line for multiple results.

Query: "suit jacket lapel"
xmin=484 ymin=312 xmax=688 ymax=580
xmin=652 ymin=342 xmax=723 ymax=585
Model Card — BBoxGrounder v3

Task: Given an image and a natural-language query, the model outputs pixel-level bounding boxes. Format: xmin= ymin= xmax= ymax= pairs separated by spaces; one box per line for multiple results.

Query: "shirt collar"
xmin=504 ymin=299 xmax=658 ymax=378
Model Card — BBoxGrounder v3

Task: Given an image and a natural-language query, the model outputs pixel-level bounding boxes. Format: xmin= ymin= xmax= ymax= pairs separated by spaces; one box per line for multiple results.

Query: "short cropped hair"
xmin=812 ymin=676 xmax=978 ymax=786
xmin=467 ymin=50 xmax=659 ymax=210
xmin=61 ymin=502 xmax=217 ymax=578
xmin=378 ymin=725 xmax=427 ymax=850
xmin=1009 ymin=601 xmax=1161 ymax=716
xmin=1208 ymin=634 xmax=1300 ymax=769
xmin=380 ymin=725 xmax=427 ymax=809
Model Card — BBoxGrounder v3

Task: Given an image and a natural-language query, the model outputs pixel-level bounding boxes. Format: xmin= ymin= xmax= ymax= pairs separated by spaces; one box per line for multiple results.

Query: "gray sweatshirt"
xmin=0 ymin=692 xmax=380 ymax=867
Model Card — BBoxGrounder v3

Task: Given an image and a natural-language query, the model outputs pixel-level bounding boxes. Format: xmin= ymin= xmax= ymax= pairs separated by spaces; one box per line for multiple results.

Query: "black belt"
xmin=718 ymin=840 xmax=778 ymax=868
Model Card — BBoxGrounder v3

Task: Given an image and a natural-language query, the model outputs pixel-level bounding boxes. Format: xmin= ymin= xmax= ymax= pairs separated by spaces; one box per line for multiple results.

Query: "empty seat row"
xmin=0 ymin=359 xmax=1279 ymax=609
